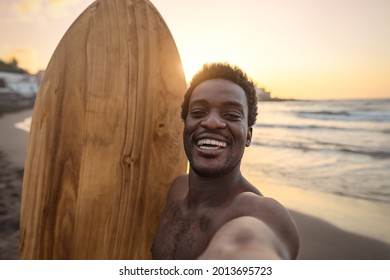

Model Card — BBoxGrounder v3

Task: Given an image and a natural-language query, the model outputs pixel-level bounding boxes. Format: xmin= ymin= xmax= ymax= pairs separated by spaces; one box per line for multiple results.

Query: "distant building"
xmin=0 ymin=71 xmax=40 ymax=111
xmin=256 ymin=88 xmax=272 ymax=101
xmin=0 ymin=71 xmax=40 ymax=98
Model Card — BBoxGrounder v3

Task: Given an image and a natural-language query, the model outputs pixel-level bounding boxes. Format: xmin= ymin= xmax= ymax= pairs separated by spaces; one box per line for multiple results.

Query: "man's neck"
xmin=186 ymin=166 xmax=243 ymax=209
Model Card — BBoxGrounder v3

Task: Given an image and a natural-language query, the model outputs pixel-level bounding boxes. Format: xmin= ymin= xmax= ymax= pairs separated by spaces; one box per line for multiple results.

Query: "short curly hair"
xmin=181 ymin=62 xmax=258 ymax=127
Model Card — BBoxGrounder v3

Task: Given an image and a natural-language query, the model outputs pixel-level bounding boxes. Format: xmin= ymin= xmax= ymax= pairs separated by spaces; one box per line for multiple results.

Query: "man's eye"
xmin=225 ymin=113 xmax=241 ymax=120
xmin=190 ymin=110 xmax=206 ymax=118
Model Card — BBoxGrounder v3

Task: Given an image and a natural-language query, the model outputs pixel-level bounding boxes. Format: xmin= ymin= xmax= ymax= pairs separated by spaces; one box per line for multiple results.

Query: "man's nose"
xmin=200 ymin=113 xmax=227 ymax=130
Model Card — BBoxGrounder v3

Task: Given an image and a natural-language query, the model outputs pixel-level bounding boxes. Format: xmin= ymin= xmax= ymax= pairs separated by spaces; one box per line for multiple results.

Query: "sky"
xmin=1 ymin=0 xmax=389 ymax=100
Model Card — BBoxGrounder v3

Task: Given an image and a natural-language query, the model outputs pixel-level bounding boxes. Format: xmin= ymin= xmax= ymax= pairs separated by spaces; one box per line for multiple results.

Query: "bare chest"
xmin=153 ymin=206 xmax=221 ymax=259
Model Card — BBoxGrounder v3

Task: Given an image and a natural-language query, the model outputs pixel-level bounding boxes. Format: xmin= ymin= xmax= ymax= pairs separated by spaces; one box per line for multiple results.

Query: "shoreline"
xmin=241 ymin=174 xmax=389 ymax=259
xmin=0 ymin=109 xmax=389 ymax=260
xmin=242 ymin=172 xmax=390 ymax=245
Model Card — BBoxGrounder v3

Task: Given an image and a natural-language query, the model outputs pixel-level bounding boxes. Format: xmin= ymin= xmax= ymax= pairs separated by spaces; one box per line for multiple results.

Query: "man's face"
xmin=183 ymin=79 xmax=252 ymax=177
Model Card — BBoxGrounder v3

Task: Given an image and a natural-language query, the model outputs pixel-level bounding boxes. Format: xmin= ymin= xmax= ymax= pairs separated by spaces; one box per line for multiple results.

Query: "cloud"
xmin=12 ymin=0 xmax=46 ymax=24
xmin=13 ymin=0 xmax=43 ymax=15
xmin=47 ymin=0 xmax=83 ymax=18
xmin=12 ymin=0 xmax=83 ymax=21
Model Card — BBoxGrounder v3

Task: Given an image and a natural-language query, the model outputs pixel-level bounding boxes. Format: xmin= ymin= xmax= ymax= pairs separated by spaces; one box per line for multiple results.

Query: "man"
xmin=152 ymin=63 xmax=299 ymax=259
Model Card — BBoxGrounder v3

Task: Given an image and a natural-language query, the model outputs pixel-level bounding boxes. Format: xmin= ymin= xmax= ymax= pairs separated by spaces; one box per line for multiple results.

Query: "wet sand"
xmin=0 ymin=149 xmax=23 ymax=260
xmin=0 ymin=108 xmax=31 ymax=260
xmin=0 ymin=109 xmax=389 ymax=259
xmin=243 ymin=168 xmax=390 ymax=259
xmin=291 ymin=210 xmax=389 ymax=259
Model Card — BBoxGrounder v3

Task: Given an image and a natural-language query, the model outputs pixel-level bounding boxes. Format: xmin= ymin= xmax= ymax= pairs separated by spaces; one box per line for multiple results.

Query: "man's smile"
xmin=196 ymin=138 xmax=228 ymax=150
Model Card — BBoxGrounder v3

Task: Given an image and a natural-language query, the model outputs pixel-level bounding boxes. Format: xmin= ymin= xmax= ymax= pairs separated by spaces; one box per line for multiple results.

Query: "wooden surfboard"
xmin=19 ymin=0 xmax=187 ymax=259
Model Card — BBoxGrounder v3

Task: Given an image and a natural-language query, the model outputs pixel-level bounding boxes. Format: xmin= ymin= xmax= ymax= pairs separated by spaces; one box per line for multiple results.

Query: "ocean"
xmin=243 ymin=99 xmax=390 ymax=203
xmin=15 ymin=99 xmax=390 ymax=203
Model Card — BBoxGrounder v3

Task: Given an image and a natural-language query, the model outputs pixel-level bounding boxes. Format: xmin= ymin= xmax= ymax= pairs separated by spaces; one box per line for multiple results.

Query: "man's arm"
xmin=198 ymin=215 xmax=296 ymax=260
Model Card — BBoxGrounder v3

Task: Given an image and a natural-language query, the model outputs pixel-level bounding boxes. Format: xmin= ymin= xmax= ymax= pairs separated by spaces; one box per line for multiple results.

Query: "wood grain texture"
xmin=19 ymin=0 xmax=187 ymax=259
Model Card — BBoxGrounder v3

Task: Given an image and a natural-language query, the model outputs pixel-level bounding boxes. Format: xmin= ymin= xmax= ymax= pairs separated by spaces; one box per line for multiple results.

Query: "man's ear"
xmin=246 ymin=127 xmax=253 ymax=147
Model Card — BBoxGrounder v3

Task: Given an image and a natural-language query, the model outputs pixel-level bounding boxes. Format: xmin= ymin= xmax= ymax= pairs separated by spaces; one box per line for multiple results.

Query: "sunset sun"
xmin=181 ymin=56 xmax=204 ymax=83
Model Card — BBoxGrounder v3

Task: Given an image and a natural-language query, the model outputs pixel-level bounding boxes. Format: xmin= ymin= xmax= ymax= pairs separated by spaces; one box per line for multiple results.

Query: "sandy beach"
xmin=0 ymin=108 xmax=31 ymax=260
xmin=0 ymin=108 xmax=389 ymax=260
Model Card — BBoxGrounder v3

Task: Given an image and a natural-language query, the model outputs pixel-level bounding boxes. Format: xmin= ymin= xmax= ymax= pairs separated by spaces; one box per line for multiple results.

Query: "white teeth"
xmin=197 ymin=138 xmax=227 ymax=148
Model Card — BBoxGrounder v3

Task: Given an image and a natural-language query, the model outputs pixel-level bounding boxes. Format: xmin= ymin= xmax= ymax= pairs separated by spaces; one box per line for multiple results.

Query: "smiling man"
xmin=152 ymin=63 xmax=299 ymax=260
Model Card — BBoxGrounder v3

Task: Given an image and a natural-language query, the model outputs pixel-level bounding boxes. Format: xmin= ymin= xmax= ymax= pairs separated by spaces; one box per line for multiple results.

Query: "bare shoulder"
xmin=166 ymin=174 xmax=189 ymax=202
xmin=225 ymin=192 xmax=300 ymax=259
xmin=234 ymin=192 xmax=293 ymax=221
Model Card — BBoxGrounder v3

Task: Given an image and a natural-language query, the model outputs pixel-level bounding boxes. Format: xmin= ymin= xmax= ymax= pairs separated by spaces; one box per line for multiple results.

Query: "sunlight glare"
xmin=181 ymin=57 xmax=204 ymax=83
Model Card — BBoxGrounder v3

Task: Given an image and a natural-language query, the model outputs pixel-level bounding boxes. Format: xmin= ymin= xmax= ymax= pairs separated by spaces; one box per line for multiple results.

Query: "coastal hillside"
xmin=0 ymin=59 xmax=28 ymax=74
